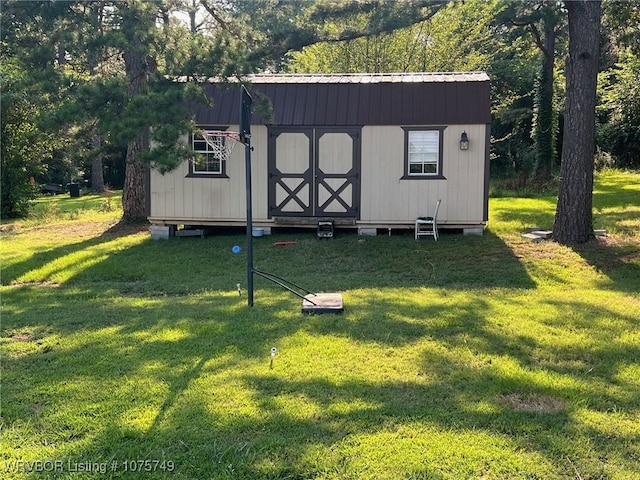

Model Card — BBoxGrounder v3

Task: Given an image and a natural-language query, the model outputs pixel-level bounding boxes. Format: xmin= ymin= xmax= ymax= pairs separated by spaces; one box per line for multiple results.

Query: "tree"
xmin=285 ymin=0 xmax=498 ymax=74
xmin=118 ymin=2 xmax=157 ymax=221
xmin=597 ymin=0 xmax=640 ymax=169
xmin=215 ymin=0 xmax=447 ymax=71
xmin=495 ymin=1 xmax=566 ymax=184
xmin=0 ymin=60 xmax=48 ymax=217
xmin=552 ymin=0 xmax=602 ymax=245
xmin=0 ymin=1 xmax=71 ymax=217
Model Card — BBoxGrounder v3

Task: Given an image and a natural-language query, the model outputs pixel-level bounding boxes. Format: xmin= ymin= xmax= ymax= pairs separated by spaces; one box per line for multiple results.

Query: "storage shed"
xmin=148 ymin=72 xmax=491 ymax=235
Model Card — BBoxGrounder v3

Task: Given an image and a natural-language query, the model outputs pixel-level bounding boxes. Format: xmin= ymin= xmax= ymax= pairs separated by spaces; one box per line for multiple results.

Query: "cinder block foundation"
xmin=463 ymin=227 xmax=484 ymax=236
xmin=150 ymin=225 xmax=174 ymax=240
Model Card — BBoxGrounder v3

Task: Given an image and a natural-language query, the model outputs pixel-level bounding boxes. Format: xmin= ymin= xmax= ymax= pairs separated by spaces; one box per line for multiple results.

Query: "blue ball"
xmin=232 ymin=245 xmax=241 ymax=254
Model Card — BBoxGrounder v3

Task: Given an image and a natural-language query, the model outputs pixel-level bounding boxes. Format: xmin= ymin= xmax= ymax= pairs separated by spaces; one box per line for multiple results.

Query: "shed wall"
xmin=360 ymin=124 xmax=487 ymax=226
xmin=150 ymin=125 xmax=270 ymax=224
xmin=149 ymin=123 xmax=488 ymax=227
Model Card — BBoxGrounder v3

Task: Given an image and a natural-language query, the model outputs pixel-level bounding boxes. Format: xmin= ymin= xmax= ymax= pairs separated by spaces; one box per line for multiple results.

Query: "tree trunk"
xmin=120 ymin=4 xmax=155 ymax=222
xmin=122 ymin=131 xmax=148 ymax=221
xmin=552 ymin=0 xmax=601 ymax=245
xmin=121 ymin=56 xmax=151 ymax=221
xmin=91 ymin=127 xmax=105 ymax=193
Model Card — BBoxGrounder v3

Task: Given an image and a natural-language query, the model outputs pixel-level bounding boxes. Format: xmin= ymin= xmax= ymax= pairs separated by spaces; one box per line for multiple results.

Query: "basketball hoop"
xmin=200 ymin=130 xmax=244 ymax=162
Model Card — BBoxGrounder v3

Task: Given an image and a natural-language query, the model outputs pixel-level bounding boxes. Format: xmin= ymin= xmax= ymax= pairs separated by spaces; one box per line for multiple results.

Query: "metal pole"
xmin=245 ymin=141 xmax=254 ymax=307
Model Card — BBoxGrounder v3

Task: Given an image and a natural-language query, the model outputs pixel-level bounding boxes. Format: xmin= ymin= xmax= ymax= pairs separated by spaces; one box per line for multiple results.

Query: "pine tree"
xmin=553 ymin=0 xmax=602 ymax=244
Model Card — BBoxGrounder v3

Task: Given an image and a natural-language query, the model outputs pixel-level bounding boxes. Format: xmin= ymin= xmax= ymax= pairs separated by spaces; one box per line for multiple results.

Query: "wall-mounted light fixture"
xmin=460 ymin=131 xmax=469 ymax=151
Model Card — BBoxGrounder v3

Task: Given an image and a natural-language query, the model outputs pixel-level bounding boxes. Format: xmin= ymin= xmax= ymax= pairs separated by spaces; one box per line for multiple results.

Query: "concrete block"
xmin=463 ymin=227 xmax=484 ymax=236
xmin=521 ymin=233 xmax=542 ymax=242
xmin=150 ymin=225 xmax=173 ymax=240
xmin=531 ymin=230 xmax=552 ymax=239
xmin=358 ymin=228 xmax=377 ymax=236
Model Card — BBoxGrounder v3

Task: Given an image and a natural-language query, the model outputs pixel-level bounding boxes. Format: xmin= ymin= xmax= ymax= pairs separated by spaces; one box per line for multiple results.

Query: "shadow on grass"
xmin=0 ymin=220 xmax=149 ymax=287
xmin=2 ymin=226 xmax=537 ymax=294
xmin=4 ymin=279 xmax=639 ymax=479
xmin=569 ymin=238 xmax=640 ymax=295
xmin=3 ymin=215 xmax=638 ymax=478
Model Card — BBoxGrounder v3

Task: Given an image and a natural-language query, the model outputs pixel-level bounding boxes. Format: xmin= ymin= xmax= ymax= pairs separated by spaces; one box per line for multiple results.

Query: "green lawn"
xmin=1 ymin=171 xmax=639 ymax=479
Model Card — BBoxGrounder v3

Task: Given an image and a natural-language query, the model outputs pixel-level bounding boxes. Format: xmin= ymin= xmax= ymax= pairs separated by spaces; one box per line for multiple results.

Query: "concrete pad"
xmin=302 ymin=292 xmax=344 ymax=314
xmin=521 ymin=233 xmax=542 ymax=242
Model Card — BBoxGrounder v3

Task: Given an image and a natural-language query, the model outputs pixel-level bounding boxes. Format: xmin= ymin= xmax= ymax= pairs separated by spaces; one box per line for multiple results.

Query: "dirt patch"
xmin=620 ymin=252 xmax=640 ymax=264
xmin=10 ymin=332 xmax=36 ymax=342
xmin=498 ymin=392 xmax=566 ymax=413
xmin=9 ymin=281 xmax=61 ymax=288
xmin=101 ymin=221 xmax=150 ymax=237
xmin=0 ymin=223 xmax=20 ymax=233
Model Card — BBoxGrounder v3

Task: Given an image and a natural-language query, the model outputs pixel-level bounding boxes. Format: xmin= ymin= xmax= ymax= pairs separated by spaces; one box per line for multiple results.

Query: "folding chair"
xmin=415 ymin=199 xmax=441 ymax=241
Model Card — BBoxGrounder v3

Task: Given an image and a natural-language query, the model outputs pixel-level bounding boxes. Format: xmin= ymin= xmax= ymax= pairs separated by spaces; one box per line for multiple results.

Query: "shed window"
xmin=402 ymin=127 xmax=446 ymax=179
xmin=187 ymin=127 xmax=229 ymax=178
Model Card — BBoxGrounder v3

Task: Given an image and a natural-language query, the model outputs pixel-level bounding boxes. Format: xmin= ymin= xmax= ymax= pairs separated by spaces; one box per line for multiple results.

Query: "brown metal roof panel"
xmin=383 ymin=84 xmax=397 ymax=124
xmin=283 ymin=84 xmax=299 ymax=124
xmin=258 ymin=84 xmax=278 ymax=123
xmin=193 ymin=73 xmax=490 ymax=126
xmin=334 ymin=84 xmax=351 ymax=125
xmin=219 ymin=87 xmax=238 ymax=124
xmin=346 ymin=82 xmax=361 ymax=125
xmin=368 ymin=84 xmax=385 ymax=124
xmin=272 ymin=84 xmax=289 ymax=124
xmin=315 ymin=83 xmax=330 ymax=125
xmin=390 ymin=84 xmax=406 ymax=124
xmin=302 ymin=85 xmax=317 ymax=125
xmin=355 ymin=84 xmax=371 ymax=124
xmin=291 ymin=84 xmax=306 ymax=125
xmin=403 ymin=83 xmax=420 ymax=124
xmin=457 ymin=81 xmax=473 ymax=123
xmin=446 ymin=82 xmax=460 ymax=124
xmin=428 ymin=83 xmax=446 ymax=124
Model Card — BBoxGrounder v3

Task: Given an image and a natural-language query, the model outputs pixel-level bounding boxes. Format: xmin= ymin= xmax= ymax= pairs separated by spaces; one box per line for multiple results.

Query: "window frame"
xmin=186 ymin=126 xmax=230 ymax=178
xmin=401 ymin=126 xmax=447 ymax=180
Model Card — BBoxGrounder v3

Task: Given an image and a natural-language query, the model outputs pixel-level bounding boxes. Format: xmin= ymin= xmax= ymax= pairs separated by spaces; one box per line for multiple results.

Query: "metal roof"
xmin=241 ymin=72 xmax=489 ymax=84
xmin=191 ymin=72 xmax=491 ymax=127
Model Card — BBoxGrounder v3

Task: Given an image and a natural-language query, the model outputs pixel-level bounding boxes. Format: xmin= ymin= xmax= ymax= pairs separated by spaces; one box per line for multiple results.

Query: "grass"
xmin=1 ymin=171 xmax=639 ymax=479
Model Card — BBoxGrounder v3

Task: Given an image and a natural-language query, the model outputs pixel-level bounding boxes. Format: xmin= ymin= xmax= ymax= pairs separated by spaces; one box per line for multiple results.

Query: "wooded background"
xmin=2 ymin=0 xmax=637 ymax=243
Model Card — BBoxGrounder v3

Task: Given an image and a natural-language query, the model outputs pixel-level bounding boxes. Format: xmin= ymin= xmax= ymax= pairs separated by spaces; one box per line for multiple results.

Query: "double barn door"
xmin=268 ymin=127 xmax=361 ymax=218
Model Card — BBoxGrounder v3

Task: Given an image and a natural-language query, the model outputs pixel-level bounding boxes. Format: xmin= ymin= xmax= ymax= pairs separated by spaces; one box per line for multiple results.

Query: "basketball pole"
xmin=245 ymin=139 xmax=254 ymax=307
xmin=242 ymin=86 xmax=254 ymax=307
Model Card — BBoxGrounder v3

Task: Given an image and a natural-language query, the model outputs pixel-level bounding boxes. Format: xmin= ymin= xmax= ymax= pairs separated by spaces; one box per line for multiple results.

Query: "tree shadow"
xmin=3 ymin=215 xmax=637 ymax=478
xmin=6 ymin=277 xmax=638 ymax=479
xmin=571 ymin=237 xmax=640 ymax=295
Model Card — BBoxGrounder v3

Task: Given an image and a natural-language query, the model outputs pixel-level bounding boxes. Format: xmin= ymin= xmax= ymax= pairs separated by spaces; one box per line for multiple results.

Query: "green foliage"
xmin=0 ymin=59 xmax=52 ymax=218
xmin=598 ymin=49 xmax=640 ymax=169
xmin=285 ymin=0 xmax=499 ymax=73
xmin=491 ymin=1 xmax=566 ymax=183
xmin=531 ymin=60 xmax=559 ymax=181
xmin=2 ymin=0 xmax=639 ymax=220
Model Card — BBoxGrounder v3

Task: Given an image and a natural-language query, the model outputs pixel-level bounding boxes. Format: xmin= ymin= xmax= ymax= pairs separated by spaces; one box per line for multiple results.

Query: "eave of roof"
xmin=175 ymin=71 xmax=490 ymax=85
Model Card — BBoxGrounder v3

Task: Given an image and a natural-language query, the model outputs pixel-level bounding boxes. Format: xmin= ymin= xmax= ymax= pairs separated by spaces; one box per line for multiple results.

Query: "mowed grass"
xmin=1 ymin=170 xmax=639 ymax=479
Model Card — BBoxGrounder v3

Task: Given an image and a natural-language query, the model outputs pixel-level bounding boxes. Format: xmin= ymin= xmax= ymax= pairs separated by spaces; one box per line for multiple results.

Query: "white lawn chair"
xmin=415 ymin=199 xmax=441 ymax=241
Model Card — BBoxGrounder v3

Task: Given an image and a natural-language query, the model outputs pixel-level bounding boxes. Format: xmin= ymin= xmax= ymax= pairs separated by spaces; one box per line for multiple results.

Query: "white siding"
xmin=360 ymin=124 xmax=487 ymax=225
xmin=150 ymin=125 xmax=270 ymax=223
xmin=150 ymin=123 xmax=487 ymax=227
